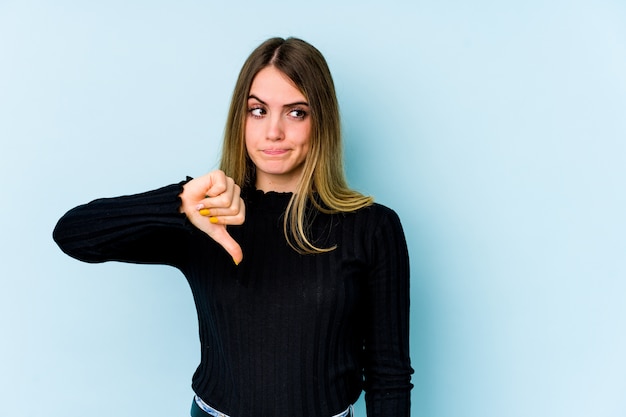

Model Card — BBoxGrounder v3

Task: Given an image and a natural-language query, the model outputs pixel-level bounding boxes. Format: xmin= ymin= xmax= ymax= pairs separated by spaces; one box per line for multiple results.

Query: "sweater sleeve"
xmin=52 ymin=180 xmax=192 ymax=268
xmin=363 ymin=206 xmax=413 ymax=417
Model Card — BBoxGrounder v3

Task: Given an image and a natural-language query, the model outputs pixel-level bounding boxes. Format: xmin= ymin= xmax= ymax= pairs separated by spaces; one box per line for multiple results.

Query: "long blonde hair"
xmin=220 ymin=37 xmax=373 ymax=254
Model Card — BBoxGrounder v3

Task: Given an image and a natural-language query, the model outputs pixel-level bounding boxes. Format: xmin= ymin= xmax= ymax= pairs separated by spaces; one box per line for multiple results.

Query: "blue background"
xmin=1 ymin=1 xmax=625 ymax=416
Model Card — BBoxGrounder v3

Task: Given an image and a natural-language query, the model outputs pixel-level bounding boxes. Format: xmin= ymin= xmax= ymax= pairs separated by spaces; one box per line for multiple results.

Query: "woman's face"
xmin=245 ymin=66 xmax=312 ymax=193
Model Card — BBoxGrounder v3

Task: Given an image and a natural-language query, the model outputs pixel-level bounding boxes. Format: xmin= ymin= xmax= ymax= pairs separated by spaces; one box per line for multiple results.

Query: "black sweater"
xmin=53 ymin=181 xmax=413 ymax=417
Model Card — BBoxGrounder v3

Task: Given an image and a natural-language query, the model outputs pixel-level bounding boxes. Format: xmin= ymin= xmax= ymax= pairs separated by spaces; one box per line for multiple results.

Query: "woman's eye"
xmin=249 ymin=107 xmax=265 ymax=117
xmin=289 ymin=109 xmax=307 ymax=119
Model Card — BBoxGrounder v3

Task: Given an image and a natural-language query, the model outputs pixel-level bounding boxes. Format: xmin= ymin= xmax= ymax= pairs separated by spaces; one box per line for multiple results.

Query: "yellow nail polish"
xmin=233 ymin=257 xmax=240 ymax=266
xmin=199 ymin=208 xmax=210 ymax=216
xmin=209 ymin=216 xmax=219 ymax=224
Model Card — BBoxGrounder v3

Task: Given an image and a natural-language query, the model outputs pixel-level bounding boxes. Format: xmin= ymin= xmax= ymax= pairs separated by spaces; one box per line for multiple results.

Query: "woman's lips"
xmin=262 ymin=149 xmax=289 ymax=155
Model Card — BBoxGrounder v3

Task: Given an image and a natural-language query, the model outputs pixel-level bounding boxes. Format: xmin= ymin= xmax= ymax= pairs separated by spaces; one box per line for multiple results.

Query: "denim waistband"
xmin=191 ymin=395 xmax=353 ymax=417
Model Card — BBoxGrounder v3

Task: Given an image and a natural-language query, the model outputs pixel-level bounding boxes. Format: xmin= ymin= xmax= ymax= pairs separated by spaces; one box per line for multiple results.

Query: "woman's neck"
xmin=255 ymin=175 xmax=299 ymax=193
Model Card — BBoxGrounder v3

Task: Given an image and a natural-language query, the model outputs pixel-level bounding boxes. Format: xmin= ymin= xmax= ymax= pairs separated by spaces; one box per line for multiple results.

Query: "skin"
xmin=245 ymin=66 xmax=312 ymax=193
xmin=180 ymin=66 xmax=311 ymax=264
xmin=179 ymin=170 xmax=246 ymax=264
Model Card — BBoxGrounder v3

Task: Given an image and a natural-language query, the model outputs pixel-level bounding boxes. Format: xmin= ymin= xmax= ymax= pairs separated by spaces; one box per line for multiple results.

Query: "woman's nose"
xmin=266 ymin=115 xmax=284 ymax=141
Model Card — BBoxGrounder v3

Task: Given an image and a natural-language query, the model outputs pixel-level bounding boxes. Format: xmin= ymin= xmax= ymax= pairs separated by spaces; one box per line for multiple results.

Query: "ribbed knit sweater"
xmin=53 ymin=180 xmax=413 ymax=417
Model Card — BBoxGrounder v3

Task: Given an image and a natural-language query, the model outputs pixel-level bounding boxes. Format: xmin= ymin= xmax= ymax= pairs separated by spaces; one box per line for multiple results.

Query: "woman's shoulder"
xmin=366 ymin=201 xmax=400 ymax=216
xmin=341 ymin=201 xmax=404 ymax=233
xmin=353 ymin=201 xmax=400 ymax=218
xmin=336 ymin=202 xmax=407 ymax=259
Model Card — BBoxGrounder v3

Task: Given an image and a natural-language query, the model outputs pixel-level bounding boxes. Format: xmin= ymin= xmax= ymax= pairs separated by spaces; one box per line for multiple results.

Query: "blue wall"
xmin=1 ymin=1 xmax=625 ymax=416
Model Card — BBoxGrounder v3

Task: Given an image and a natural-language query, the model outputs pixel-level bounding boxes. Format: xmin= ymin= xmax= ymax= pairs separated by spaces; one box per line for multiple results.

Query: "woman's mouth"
xmin=262 ymin=149 xmax=289 ymax=156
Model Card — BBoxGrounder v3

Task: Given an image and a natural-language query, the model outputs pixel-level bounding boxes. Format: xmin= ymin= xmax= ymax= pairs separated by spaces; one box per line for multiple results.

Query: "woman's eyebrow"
xmin=248 ymin=94 xmax=309 ymax=108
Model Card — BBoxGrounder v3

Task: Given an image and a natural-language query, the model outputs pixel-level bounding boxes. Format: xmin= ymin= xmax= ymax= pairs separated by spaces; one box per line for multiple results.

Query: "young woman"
xmin=53 ymin=37 xmax=413 ymax=417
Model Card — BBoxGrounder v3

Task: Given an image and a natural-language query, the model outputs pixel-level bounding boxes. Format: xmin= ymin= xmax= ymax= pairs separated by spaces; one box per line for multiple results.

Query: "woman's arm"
xmin=53 ymin=180 xmax=192 ymax=267
xmin=363 ymin=206 xmax=413 ymax=417
xmin=53 ymin=171 xmax=246 ymax=267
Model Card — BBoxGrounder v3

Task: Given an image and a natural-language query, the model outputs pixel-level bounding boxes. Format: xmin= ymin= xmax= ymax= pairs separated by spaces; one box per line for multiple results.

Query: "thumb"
xmin=210 ymin=226 xmax=243 ymax=265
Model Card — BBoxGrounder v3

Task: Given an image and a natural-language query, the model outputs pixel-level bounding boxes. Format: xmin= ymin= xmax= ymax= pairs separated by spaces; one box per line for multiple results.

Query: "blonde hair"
xmin=220 ymin=37 xmax=373 ymax=254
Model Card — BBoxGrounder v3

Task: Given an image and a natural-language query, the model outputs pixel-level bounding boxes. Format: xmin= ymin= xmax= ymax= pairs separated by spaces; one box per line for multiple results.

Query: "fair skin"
xmin=180 ymin=66 xmax=311 ymax=264
xmin=245 ymin=65 xmax=312 ymax=192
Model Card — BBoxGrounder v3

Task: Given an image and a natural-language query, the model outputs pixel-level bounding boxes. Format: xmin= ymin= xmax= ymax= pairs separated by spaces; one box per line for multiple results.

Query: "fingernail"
xmin=233 ymin=257 xmax=240 ymax=266
xmin=209 ymin=216 xmax=219 ymax=224
xmin=199 ymin=208 xmax=211 ymax=216
xmin=195 ymin=203 xmax=204 ymax=210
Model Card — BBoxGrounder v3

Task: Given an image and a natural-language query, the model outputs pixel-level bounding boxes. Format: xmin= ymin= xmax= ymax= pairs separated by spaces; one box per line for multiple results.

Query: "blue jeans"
xmin=191 ymin=395 xmax=353 ymax=417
